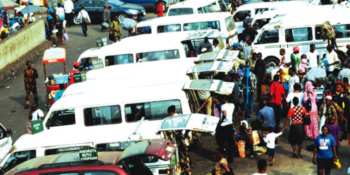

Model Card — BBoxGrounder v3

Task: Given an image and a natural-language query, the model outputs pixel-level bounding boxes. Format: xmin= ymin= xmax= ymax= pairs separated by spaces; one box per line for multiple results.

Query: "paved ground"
xmin=0 ymin=13 xmax=349 ymax=175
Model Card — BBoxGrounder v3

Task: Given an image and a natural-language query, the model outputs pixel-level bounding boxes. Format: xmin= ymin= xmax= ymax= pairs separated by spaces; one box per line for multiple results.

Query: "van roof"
xmin=78 ymin=34 xmax=187 ymax=59
xmin=263 ymin=7 xmax=350 ymax=30
xmin=236 ymin=1 xmax=309 ymax=11
xmin=137 ymin=12 xmax=232 ymax=27
xmin=168 ymin=0 xmax=218 ymax=8
xmin=51 ymin=81 xmax=187 ymax=111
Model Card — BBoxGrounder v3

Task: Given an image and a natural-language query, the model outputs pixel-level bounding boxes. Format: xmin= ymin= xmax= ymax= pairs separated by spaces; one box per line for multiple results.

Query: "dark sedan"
xmin=73 ymin=0 xmax=146 ymax=24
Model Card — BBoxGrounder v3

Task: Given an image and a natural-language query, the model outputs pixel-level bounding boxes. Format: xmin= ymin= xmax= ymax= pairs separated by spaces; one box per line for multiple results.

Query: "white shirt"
xmin=77 ymin=9 xmax=90 ymax=23
xmin=286 ymin=92 xmax=304 ymax=108
xmin=263 ymin=132 xmax=282 ymax=149
xmin=32 ymin=109 xmax=44 ymax=121
xmin=56 ymin=7 xmax=65 ymax=20
xmin=326 ymin=50 xmax=339 ymax=72
xmin=288 ymin=74 xmax=299 ymax=93
xmin=307 ymin=50 xmax=319 ymax=68
xmin=221 ymin=103 xmax=234 ymax=126
xmin=213 ymin=46 xmax=220 ymax=52
xmin=64 ymin=0 xmax=74 ymax=13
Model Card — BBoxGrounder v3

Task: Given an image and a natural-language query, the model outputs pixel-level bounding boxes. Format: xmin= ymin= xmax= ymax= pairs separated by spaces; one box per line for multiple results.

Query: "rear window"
xmin=105 ymin=54 xmax=133 ymax=66
xmin=138 ymin=50 xmax=180 ymax=62
xmin=225 ymin=16 xmax=235 ymax=32
xmin=168 ymin=8 xmax=194 ymax=16
xmin=125 ymin=100 xmax=182 ymax=122
xmin=157 ymin=24 xmax=181 ymax=33
xmin=83 ymin=105 xmax=122 ymax=126
xmin=45 ymin=146 xmax=93 ymax=156
xmin=184 ymin=21 xmax=220 ymax=31
xmin=47 ymin=109 xmax=76 ymax=128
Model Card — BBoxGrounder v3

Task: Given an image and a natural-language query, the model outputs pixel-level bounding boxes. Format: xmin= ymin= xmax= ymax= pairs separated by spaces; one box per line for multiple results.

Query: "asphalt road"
xmin=0 ymin=12 xmax=349 ymax=175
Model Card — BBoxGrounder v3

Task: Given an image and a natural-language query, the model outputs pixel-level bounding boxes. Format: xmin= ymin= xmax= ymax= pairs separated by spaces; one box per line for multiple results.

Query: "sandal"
xmin=297 ymin=155 xmax=302 ymax=159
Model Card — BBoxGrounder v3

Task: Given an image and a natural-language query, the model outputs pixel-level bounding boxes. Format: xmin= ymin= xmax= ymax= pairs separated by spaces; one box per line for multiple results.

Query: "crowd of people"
xmin=204 ymin=31 xmax=350 ymax=174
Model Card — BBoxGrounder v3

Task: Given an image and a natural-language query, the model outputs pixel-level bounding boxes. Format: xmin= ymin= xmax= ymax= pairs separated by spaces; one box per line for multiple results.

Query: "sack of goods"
xmin=121 ymin=18 xmax=136 ymax=31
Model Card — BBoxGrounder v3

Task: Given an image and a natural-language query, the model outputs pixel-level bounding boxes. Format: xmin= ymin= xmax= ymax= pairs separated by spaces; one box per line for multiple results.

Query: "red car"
xmin=5 ymin=139 xmax=175 ymax=175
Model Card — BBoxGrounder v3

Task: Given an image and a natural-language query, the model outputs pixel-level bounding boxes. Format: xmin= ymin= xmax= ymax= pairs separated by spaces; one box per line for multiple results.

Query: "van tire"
xmin=265 ymin=57 xmax=280 ymax=69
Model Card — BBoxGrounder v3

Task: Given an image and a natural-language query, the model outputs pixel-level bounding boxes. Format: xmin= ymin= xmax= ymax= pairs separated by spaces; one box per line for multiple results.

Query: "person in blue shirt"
xmin=313 ymin=125 xmax=338 ymax=175
xmin=45 ymin=3 xmax=54 ymax=35
xmin=9 ymin=15 xmax=16 ymax=27
xmin=256 ymin=98 xmax=275 ymax=130
xmin=54 ymin=84 xmax=65 ymax=101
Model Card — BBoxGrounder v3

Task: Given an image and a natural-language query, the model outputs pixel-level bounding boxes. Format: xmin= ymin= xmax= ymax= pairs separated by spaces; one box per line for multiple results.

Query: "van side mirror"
xmin=6 ymin=129 xmax=12 ymax=137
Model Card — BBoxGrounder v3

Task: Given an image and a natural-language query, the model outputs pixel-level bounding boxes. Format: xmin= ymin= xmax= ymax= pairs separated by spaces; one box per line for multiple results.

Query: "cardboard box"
xmin=26 ymin=120 xmax=43 ymax=134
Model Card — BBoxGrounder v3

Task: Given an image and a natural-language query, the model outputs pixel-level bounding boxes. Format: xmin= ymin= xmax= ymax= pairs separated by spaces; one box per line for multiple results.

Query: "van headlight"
xmin=128 ymin=9 xmax=138 ymax=14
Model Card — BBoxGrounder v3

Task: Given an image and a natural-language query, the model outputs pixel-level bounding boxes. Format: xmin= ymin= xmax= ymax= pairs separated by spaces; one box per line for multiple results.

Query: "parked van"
xmin=233 ymin=1 xmax=312 ymax=33
xmin=137 ymin=12 xmax=237 ymax=39
xmin=0 ymin=124 xmax=12 ymax=164
xmin=252 ymin=10 xmax=350 ymax=68
xmin=77 ymin=34 xmax=188 ymax=70
xmin=167 ymin=0 xmax=226 ymax=16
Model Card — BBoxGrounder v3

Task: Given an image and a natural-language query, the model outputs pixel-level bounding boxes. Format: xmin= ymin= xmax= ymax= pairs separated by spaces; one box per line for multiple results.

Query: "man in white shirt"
xmin=77 ymin=6 xmax=91 ymax=37
xmin=251 ymin=160 xmax=268 ymax=175
xmin=56 ymin=3 xmax=65 ymax=21
xmin=64 ymin=0 xmax=74 ymax=27
xmin=218 ymin=95 xmax=236 ymax=163
xmin=28 ymin=103 xmax=44 ymax=121
xmin=288 ymin=67 xmax=299 ymax=94
xmin=212 ymin=38 xmax=220 ymax=51
xmin=306 ymin=44 xmax=319 ymax=68
xmin=325 ymin=44 xmax=340 ymax=76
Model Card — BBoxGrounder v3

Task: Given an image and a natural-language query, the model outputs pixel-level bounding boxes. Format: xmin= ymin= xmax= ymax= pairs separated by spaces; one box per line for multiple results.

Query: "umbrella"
xmin=0 ymin=0 xmax=19 ymax=10
xmin=20 ymin=5 xmax=41 ymax=14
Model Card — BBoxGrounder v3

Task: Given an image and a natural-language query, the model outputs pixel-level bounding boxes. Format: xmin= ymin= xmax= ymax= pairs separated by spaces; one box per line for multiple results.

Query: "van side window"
xmin=198 ymin=7 xmax=204 ymax=14
xmin=285 ymin=27 xmax=312 ymax=42
xmin=105 ymin=54 xmax=134 ymax=66
xmin=333 ymin=24 xmax=350 ymax=38
xmin=137 ymin=26 xmax=152 ymax=34
xmin=233 ymin=10 xmax=251 ymax=22
xmin=256 ymin=29 xmax=279 ymax=44
xmin=125 ymin=100 xmax=182 ymax=122
xmin=79 ymin=57 xmax=97 ymax=71
xmin=184 ymin=21 xmax=220 ymax=31
xmin=84 ymin=105 xmax=122 ymax=126
xmin=0 ymin=125 xmax=6 ymax=139
xmin=3 ymin=150 xmax=36 ymax=172
xmin=253 ymin=18 xmax=271 ymax=30
xmin=168 ymin=8 xmax=194 ymax=16
xmin=202 ymin=5 xmax=211 ymax=13
xmin=47 ymin=109 xmax=75 ymax=128
xmin=255 ymin=8 xmax=268 ymax=15
xmin=225 ymin=16 xmax=235 ymax=32
xmin=157 ymin=24 xmax=181 ymax=33
xmin=138 ymin=50 xmax=180 ymax=62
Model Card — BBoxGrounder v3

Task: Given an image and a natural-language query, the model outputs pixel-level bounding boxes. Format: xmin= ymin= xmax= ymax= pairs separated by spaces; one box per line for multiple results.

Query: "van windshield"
xmin=105 ymin=54 xmax=134 ymax=66
xmin=168 ymin=8 xmax=194 ymax=16
xmin=138 ymin=50 xmax=180 ymax=62
xmin=184 ymin=21 xmax=220 ymax=31
xmin=225 ymin=16 xmax=235 ymax=32
xmin=253 ymin=18 xmax=270 ymax=30
xmin=125 ymin=100 xmax=182 ymax=122
xmin=256 ymin=29 xmax=279 ymax=44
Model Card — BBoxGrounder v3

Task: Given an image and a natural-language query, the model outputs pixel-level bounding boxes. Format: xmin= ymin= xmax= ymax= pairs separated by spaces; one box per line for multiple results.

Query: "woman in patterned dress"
xmin=303 ymin=81 xmax=319 ymax=140
xmin=282 ymin=97 xmax=307 ymax=159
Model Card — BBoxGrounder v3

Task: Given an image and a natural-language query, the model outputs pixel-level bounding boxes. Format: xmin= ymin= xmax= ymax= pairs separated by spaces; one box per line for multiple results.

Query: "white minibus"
xmin=167 ymin=0 xmax=226 ymax=16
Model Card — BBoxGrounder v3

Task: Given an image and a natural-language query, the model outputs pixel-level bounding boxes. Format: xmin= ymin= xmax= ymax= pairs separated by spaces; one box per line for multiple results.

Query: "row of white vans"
xmin=76 ymin=1 xmax=350 ymax=71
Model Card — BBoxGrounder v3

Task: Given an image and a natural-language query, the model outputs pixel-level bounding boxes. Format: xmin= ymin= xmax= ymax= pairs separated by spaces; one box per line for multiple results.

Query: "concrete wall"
xmin=0 ymin=19 xmax=45 ymax=71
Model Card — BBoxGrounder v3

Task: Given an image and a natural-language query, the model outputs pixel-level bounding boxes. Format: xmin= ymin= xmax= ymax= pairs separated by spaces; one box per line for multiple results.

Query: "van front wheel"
xmin=265 ymin=57 xmax=280 ymax=69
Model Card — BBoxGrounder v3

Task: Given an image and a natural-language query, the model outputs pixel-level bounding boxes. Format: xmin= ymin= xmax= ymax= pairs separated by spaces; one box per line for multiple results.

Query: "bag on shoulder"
xmin=303 ymin=114 xmax=311 ymax=125
xmin=80 ymin=11 xmax=90 ymax=24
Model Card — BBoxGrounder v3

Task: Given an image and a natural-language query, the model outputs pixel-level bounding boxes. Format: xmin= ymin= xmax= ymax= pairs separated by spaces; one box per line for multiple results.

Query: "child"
xmin=327 ymin=116 xmax=341 ymax=154
xmin=263 ymin=127 xmax=283 ymax=166
xmin=298 ymin=55 xmax=310 ymax=73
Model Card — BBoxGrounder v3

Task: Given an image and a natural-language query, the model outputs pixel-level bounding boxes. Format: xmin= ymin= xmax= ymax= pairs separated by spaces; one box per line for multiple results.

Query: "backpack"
xmin=323 ymin=22 xmax=335 ymax=39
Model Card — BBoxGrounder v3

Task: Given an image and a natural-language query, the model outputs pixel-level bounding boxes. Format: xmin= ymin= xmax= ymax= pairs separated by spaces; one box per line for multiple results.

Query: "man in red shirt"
xmin=69 ymin=62 xmax=80 ymax=85
xmin=270 ymin=75 xmax=286 ymax=132
xmin=155 ymin=0 xmax=163 ymax=17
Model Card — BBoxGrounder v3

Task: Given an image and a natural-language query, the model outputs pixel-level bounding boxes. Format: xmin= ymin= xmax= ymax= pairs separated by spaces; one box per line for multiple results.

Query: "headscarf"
xmin=303 ymin=81 xmax=317 ymax=102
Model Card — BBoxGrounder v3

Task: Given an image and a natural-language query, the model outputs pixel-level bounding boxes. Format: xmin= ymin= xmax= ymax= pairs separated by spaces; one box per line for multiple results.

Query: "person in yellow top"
xmin=109 ymin=16 xmax=121 ymax=42
xmin=213 ymin=148 xmax=230 ymax=175
xmin=279 ymin=57 xmax=291 ymax=94
xmin=0 ymin=25 xmax=9 ymax=41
